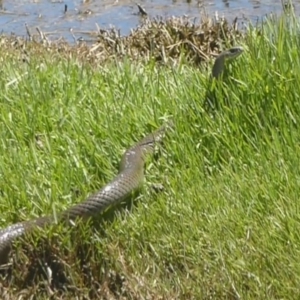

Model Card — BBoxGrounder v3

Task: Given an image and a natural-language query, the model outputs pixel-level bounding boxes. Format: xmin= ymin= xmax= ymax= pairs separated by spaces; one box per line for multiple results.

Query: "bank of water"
xmin=0 ymin=0 xmax=296 ymax=42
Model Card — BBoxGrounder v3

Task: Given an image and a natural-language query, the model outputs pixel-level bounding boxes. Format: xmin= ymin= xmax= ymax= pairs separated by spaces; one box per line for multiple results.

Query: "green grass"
xmin=1 ymin=14 xmax=300 ymax=299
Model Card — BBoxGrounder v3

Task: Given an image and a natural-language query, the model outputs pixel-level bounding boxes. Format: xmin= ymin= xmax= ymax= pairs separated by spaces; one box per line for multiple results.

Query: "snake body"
xmin=0 ymin=46 xmax=244 ymax=265
xmin=0 ymin=124 xmax=169 ymax=264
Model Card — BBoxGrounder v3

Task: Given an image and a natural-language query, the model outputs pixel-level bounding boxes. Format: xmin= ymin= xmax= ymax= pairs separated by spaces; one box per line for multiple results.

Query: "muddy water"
xmin=0 ymin=0 xmax=297 ymax=43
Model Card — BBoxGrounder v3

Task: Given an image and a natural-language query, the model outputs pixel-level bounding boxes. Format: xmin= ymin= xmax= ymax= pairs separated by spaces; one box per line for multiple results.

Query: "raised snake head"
xmin=223 ymin=46 xmax=244 ymax=60
xmin=212 ymin=46 xmax=244 ymax=78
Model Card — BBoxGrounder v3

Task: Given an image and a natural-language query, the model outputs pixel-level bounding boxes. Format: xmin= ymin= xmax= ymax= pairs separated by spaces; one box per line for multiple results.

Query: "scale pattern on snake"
xmin=0 ymin=124 xmax=170 ymax=264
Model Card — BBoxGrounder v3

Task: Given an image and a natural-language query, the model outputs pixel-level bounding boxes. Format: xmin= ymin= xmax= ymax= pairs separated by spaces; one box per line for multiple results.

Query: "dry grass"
xmin=0 ymin=15 xmax=242 ymax=68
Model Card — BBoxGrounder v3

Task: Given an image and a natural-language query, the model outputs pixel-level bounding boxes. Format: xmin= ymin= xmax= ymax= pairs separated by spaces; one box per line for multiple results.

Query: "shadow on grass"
xmin=0 ymin=191 xmax=152 ymax=298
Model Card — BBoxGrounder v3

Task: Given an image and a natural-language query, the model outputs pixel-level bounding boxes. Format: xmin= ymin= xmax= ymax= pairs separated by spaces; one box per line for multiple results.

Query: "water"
xmin=0 ymin=0 xmax=297 ymax=42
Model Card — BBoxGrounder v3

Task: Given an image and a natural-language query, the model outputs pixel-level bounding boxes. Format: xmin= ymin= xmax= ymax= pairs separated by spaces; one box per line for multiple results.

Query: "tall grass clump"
xmin=1 ymin=13 xmax=300 ymax=299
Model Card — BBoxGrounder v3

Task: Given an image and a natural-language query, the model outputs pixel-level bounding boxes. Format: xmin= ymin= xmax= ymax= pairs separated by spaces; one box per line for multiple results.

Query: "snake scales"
xmin=0 ymin=46 xmax=243 ymax=265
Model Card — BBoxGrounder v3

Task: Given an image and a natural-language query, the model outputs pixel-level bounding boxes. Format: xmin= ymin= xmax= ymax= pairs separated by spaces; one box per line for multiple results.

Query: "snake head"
xmin=211 ymin=46 xmax=244 ymax=78
xmin=224 ymin=46 xmax=244 ymax=60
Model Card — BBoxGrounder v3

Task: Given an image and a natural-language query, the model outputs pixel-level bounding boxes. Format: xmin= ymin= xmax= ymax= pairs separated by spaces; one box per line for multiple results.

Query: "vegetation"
xmin=1 ymin=12 xmax=300 ymax=299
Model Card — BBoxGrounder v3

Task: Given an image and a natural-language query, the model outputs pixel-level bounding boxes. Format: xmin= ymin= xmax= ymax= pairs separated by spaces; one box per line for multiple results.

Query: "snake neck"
xmin=205 ymin=54 xmax=227 ymax=111
xmin=211 ymin=55 xmax=226 ymax=79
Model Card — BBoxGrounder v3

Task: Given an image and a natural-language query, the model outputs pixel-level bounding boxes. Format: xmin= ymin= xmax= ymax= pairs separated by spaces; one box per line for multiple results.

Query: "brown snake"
xmin=0 ymin=46 xmax=243 ymax=265
xmin=0 ymin=124 xmax=171 ymax=264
